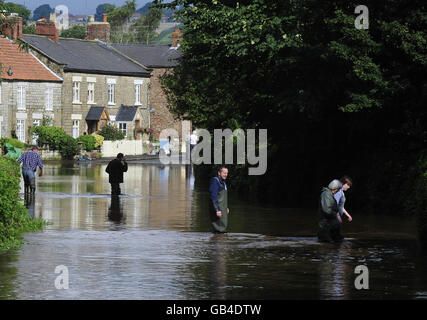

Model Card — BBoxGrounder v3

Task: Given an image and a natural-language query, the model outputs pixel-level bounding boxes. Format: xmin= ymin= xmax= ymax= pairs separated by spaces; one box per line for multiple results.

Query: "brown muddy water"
xmin=0 ymin=162 xmax=426 ymax=300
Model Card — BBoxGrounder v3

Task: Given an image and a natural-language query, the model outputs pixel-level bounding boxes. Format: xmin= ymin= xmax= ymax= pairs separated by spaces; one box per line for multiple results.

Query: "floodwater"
xmin=0 ymin=162 xmax=426 ymax=300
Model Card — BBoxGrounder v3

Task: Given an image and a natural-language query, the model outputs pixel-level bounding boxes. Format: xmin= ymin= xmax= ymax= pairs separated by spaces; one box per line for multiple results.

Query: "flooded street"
xmin=0 ymin=162 xmax=426 ymax=299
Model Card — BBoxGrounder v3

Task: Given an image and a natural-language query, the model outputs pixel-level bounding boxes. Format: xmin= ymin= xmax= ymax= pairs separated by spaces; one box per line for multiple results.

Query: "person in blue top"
xmin=209 ymin=166 xmax=230 ymax=233
xmin=17 ymin=146 xmax=44 ymax=194
xmin=334 ymin=176 xmax=353 ymax=222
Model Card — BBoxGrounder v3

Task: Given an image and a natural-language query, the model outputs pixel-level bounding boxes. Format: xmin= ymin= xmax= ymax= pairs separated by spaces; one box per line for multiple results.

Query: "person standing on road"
xmin=17 ymin=146 xmax=43 ymax=194
xmin=209 ymin=166 xmax=230 ymax=233
xmin=105 ymin=153 xmax=128 ymax=195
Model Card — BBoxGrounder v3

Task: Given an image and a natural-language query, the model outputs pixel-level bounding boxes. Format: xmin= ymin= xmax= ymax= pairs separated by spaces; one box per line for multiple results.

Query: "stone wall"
xmin=101 ymin=140 xmax=151 ymax=157
xmin=61 ymin=72 xmax=150 ymax=138
xmin=149 ymin=68 xmax=189 ymax=139
xmin=0 ymin=80 xmax=62 ymax=142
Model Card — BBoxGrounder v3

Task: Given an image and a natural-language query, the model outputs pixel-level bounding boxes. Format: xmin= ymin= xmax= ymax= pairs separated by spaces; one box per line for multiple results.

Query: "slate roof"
xmin=0 ymin=37 xmax=62 ymax=82
xmin=116 ymin=105 xmax=139 ymax=122
xmin=22 ymin=35 xmax=151 ymax=77
xmin=111 ymin=43 xmax=181 ymax=68
xmin=86 ymin=106 xmax=106 ymax=121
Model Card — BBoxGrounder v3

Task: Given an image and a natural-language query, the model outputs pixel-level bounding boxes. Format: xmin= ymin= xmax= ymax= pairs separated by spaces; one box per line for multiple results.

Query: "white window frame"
xmin=135 ymin=84 xmax=141 ymax=105
xmin=72 ymin=120 xmax=79 ymax=139
xmin=108 ymin=83 xmax=115 ymax=105
xmin=73 ymin=81 xmax=81 ymax=103
xmin=118 ymin=122 xmax=127 ymax=137
xmin=45 ymin=87 xmax=53 ymax=111
xmin=87 ymin=82 xmax=95 ymax=104
xmin=17 ymin=119 xmax=25 ymax=142
xmin=33 ymin=119 xmax=41 ymax=127
xmin=17 ymin=84 xmax=26 ymax=110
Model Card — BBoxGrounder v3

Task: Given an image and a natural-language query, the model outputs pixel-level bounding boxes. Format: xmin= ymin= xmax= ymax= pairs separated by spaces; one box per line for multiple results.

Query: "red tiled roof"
xmin=0 ymin=37 xmax=62 ymax=82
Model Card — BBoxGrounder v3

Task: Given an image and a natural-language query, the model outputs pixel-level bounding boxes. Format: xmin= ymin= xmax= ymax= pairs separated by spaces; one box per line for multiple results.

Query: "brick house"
xmin=111 ymin=30 xmax=190 ymax=141
xmin=0 ymin=35 xmax=63 ymax=143
xmin=22 ymin=16 xmax=151 ymax=140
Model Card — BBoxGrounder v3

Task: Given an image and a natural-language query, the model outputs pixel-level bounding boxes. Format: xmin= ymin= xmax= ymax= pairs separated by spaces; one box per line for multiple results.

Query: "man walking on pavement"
xmin=105 ymin=153 xmax=128 ymax=195
xmin=17 ymin=146 xmax=43 ymax=194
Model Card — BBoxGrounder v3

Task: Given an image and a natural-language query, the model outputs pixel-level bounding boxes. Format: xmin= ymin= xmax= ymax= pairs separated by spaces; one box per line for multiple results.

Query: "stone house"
xmin=21 ymin=16 xmax=151 ymax=140
xmin=111 ymin=30 xmax=189 ymax=141
xmin=0 ymin=33 xmax=63 ymax=143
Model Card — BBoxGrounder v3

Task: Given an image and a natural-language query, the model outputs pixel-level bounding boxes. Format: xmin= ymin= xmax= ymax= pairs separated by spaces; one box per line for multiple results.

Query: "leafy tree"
xmin=60 ymin=25 xmax=86 ymax=39
xmin=23 ymin=24 xmax=35 ymax=34
xmin=95 ymin=3 xmax=115 ymax=22
xmin=132 ymin=5 xmax=162 ymax=44
xmin=32 ymin=4 xmax=53 ymax=21
xmin=107 ymin=0 xmax=136 ymax=27
xmin=159 ymin=0 xmax=426 ymax=228
xmin=98 ymin=125 xmax=125 ymax=141
xmin=2 ymin=2 xmax=31 ymax=23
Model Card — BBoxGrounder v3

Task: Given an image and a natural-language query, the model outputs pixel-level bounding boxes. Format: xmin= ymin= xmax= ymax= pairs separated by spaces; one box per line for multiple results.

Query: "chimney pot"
xmin=102 ymin=13 xmax=108 ymax=23
xmin=89 ymin=15 xmax=95 ymax=22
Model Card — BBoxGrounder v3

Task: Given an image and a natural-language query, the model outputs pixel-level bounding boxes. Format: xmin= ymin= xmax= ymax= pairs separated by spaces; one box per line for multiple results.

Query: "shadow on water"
xmin=0 ymin=161 xmax=425 ymax=299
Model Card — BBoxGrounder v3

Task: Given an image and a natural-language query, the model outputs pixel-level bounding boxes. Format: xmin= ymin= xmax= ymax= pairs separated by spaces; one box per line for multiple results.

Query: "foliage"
xmin=0 ymin=156 xmax=46 ymax=251
xmin=0 ymin=137 xmax=25 ymax=149
xmin=0 ymin=1 xmax=31 ymax=23
xmin=32 ymin=4 xmax=53 ymax=21
xmin=98 ymin=125 xmax=125 ymax=141
xmin=131 ymin=4 xmax=162 ymax=44
xmin=60 ymin=25 xmax=86 ymax=39
xmin=76 ymin=135 xmax=96 ymax=151
xmin=23 ymin=24 xmax=35 ymax=34
xmin=31 ymin=126 xmax=78 ymax=159
xmin=95 ymin=3 xmax=116 ymax=22
xmin=160 ymin=0 xmax=426 ymax=228
xmin=106 ymin=0 xmax=136 ymax=27
xmin=92 ymin=133 xmax=104 ymax=149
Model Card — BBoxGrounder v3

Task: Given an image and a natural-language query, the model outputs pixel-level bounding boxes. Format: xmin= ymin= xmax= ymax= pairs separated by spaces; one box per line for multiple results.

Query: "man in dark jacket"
xmin=209 ymin=166 xmax=229 ymax=233
xmin=318 ymin=179 xmax=343 ymax=243
xmin=105 ymin=153 xmax=128 ymax=195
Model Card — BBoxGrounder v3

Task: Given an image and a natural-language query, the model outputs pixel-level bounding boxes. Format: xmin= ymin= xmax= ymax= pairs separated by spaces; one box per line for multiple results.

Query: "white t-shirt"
xmin=190 ymin=134 xmax=198 ymax=145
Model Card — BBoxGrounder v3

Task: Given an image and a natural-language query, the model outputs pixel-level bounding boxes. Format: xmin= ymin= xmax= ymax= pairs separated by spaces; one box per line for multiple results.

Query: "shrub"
xmin=98 ymin=125 xmax=125 ymax=141
xmin=31 ymin=126 xmax=78 ymax=159
xmin=92 ymin=133 xmax=104 ymax=149
xmin=76 ymin=135 xmax=96 ymax=151
xmin=0 ymin=156 xmax=46 ymax=251
xmin=0 ymin=137 xmax=25 ymax=149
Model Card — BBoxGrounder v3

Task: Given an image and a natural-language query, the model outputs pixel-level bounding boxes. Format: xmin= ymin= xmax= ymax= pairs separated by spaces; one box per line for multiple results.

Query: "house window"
xmin=88 ymin=83 xmax=95 ymax=104
xmin=45 ymin=87 xmax=53 ymax=111
xmin=118 ymin=122 xmax=127 ymax=137
xmin=135 ymin=84 xmax=141 ymax=105
xmin=17 ymin=85 xmax=26 ymax=110
xmin=33 ymin=119 xmax=40 ymax=127
xmin=17 ymin=119 xmax=25 ymax=142
xmin=73 ymin=81 xmax=81 ymax=103
xmin=72 ymin=120 xmax=79 ymax=139
xmin=108 ymin=83 xmax=115 ymax=105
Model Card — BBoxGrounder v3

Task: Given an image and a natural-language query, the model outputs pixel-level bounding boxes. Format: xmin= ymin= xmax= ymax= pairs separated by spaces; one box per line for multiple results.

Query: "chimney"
xmin=3 ymin=15 xmax=23 ymax=42
xmin=36 ymin=16 xmax=59 ymax=42
xmin=86 ymin=15 xmax=110 ymax=43
xmin=171 ymin=29 xmax=182 ymax=48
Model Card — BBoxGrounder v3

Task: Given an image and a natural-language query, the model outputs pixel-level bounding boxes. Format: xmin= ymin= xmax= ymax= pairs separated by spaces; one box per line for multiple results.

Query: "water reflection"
xmin=108 ymin=195 xmax=125 ymax=225
xmin=24 ymin=193 xmax=35 ymax=218
xmin=0 ymin=162 xmax=425 ymax=299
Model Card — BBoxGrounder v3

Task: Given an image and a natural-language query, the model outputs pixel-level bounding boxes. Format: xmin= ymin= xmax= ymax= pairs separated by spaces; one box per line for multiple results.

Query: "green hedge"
xmin=0 ymin=157 xmax=46 ymax=251
xmin=31 ymin=126 xmax=78 ymax=159
xmin=0 ymin=137 xmax=25 ymax=149
xmin=76 ymin=135 xmax=96 ymax=151
xmin=98 ymin=125 xmax=125 ymax=141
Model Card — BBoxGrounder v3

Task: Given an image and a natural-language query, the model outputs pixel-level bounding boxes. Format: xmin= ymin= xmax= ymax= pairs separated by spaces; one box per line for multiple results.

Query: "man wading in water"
xmin=105 ymin=153 xmax=128 ymax=195
xmin=318 ymin=179 xmax=344 ymax=243
xmin=209 ymin=167 xmax=230 ymax=233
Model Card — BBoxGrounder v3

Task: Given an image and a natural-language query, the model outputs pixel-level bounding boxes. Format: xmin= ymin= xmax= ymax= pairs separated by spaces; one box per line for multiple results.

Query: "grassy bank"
xmin=0 ymin=156 xmax=46 ymax=252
